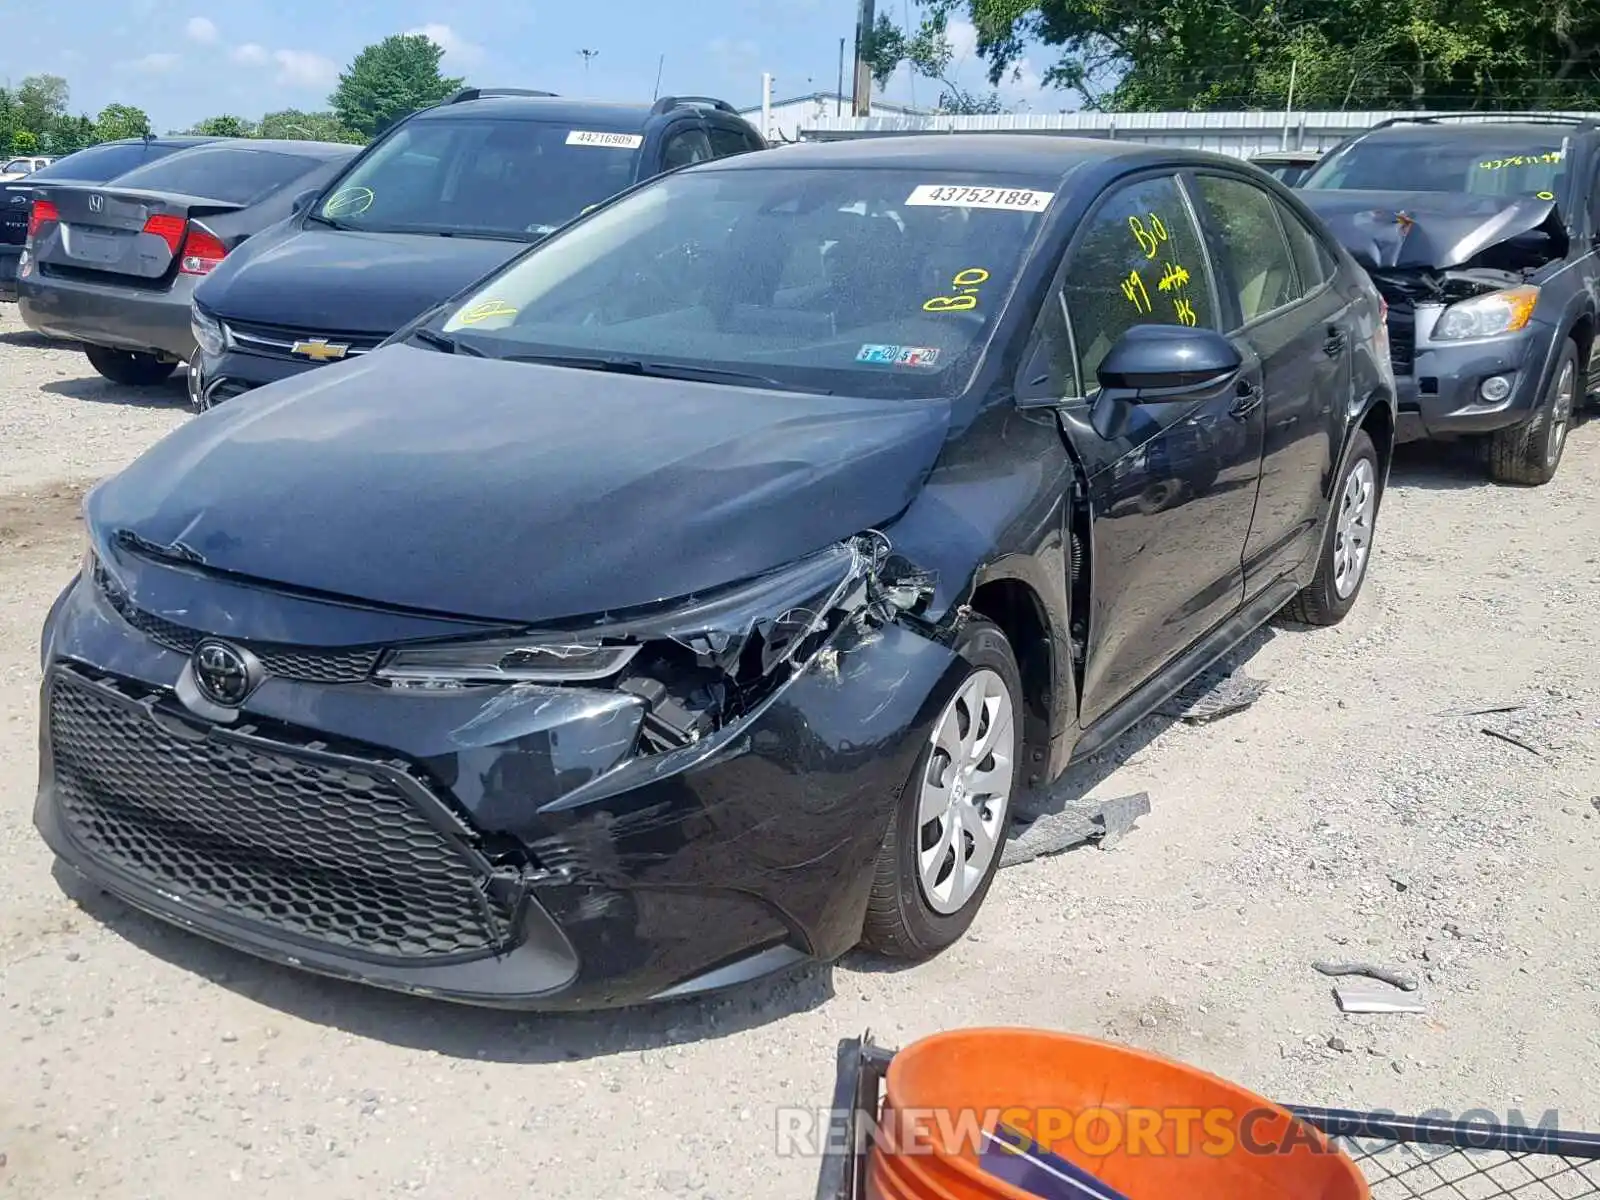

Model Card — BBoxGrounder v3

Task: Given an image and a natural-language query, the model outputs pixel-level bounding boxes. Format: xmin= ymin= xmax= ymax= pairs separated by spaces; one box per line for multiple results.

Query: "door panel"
xmin=1190 ymin=173 xmax=1351 ymax=593
xmin=1040 ymin=171 xmax=1265 ymax=728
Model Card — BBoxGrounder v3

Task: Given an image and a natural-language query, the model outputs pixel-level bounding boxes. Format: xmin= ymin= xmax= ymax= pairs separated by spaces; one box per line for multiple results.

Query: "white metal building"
xmin=738 ymin=92 xmax=931 ymax=144
xmin=796 ymin=108 xmax=1596 ymax=160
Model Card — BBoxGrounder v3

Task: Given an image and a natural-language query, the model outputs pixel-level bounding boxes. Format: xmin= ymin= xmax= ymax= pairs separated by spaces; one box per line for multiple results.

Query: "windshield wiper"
xmin=303 ymin=211 xmax=356 ymax=231
xmin=410 ymin=329 xmax=486 ymax=357
xmin=499 ymin=353 xmax=833 ymax=394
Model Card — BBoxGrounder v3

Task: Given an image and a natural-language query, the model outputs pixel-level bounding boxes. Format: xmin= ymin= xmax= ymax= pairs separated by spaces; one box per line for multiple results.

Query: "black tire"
xmin=1284 ymin=428 xmax=1380 ymax=627
xmin=1487 ymin=341 xmax=1576 ymax=486
xmin=84 ymin=344 xmax=178 ymax=387
xmin=860 ymin=618 xmax=1023 ymax=960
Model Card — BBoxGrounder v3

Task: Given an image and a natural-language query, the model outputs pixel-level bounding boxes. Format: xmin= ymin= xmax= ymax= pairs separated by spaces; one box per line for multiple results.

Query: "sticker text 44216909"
xmin=905 ymin=185 xmax=1055 ymax=212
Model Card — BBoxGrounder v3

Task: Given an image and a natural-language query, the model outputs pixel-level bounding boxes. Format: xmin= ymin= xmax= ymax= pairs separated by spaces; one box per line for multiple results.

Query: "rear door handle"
xmin=1229 ymin=378 xmax=1263 ymax=420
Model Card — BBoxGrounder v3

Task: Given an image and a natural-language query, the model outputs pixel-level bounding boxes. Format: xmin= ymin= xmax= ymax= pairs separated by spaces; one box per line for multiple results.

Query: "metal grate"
xmin=223 ymin=317 xmax=385 ymax=361
xmin=94 ymin=562 xmax=381 ymax=685
xmin=1386 ymin=299 xmax=1417 ymax=375
xmin=48 ymin=668 xmax=518 ymax=962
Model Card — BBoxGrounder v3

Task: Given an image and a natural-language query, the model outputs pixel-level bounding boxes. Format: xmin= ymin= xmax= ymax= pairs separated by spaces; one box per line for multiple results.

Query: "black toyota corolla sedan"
xmin=36 ymin=135 xmax=1395 ymax=1010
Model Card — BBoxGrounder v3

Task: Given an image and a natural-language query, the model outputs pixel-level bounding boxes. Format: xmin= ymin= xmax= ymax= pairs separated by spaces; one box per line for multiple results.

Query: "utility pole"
xmin=837 ymin=38 xmax=846 ymax=115
xmin=653 ymin=54 xmax=665 ymax=101
xmin=761 ymin=72 xmax=774 ymax=141
xmin=851 ymin=0 xmax=876 ymax=117
xmin=578 ymin=48 xmax=599 ymax=80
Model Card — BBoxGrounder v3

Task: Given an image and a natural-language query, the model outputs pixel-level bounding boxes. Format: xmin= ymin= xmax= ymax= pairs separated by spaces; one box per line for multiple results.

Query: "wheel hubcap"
xmin=1545 ymin=361 xmax=1574 ymax=468
xmin=1332 ymin=457 xmax=1376 ymax=600
xmin=187 ymin=351 xmax=207 ymax=411
xmin=916 ymin=668 xmax=1016 ymax=915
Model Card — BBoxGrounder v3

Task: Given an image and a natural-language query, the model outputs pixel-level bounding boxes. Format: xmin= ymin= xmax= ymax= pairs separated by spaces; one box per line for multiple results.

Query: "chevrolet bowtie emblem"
xmin=290 ymin=337 xmax=349 ymax=362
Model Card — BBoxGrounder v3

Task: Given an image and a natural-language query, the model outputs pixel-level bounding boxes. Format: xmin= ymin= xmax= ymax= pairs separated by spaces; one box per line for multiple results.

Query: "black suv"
xmin=188 ymin=89 xmax=766 ymax=408
xmin=1300 ymin=113 xmax=1600 ymax=485
xmin=2 ymin=137 xmax=220 ymax=302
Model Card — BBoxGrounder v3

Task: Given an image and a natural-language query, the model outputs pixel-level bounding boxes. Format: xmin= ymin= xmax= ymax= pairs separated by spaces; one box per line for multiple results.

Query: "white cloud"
xmin=185 ymin=16 xmax=218 ymax=44
xmin=127 ymin=52 xmax=181 ymax=74
xmin=405 ymin=23 xmax=483 ymax=66
xmin=232 ymin=43 xmax=269 ymax=66
xmin=274 ymin=49 xmax=340 ymax=89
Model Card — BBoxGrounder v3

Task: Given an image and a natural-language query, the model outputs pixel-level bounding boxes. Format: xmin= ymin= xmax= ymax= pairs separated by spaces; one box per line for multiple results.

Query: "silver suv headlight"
xmin=1432 ymin=285 xmax=1539 ymax=342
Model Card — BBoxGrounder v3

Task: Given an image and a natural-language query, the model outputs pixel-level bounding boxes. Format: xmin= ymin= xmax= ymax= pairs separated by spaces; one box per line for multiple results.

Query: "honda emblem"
xmin=88 ymin=194 xmax=105 ymax=214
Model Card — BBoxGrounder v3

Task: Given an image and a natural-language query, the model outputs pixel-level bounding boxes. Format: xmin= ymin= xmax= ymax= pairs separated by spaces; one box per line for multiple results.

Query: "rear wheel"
xmin=1284 ymin=429 xmax=1379 ymax=627
xmin=1487 ymin=342 xmax=1575 ymax=486
xmin=84 ymin=345 xmax=178 ymax=387
xmin=861 ymin=619 xmax=1021 ymax=960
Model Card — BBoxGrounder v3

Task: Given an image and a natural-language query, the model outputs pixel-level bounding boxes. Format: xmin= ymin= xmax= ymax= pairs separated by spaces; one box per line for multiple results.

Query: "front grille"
xmin=223 ymin=317 xmax=385 ymax=362
xmin=48 ymin=668 xmax=519 ymax=962
xmin=1385 ymin=300 xmax=1416 ymax=375
xmin=94 ymin=563 xmax=381 ymax=684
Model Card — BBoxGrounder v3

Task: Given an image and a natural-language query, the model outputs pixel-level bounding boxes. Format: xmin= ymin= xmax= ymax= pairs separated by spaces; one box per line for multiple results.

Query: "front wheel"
xmin=84 ymin=344 xmax=178 ymax=387
xmin=860 ymin=618 xmax=1022 ymax=960
xmin=1487 ymin=342 xmax=1576 ymax=486
xmin=1284 ymin=428 xmax=1380 ymax=627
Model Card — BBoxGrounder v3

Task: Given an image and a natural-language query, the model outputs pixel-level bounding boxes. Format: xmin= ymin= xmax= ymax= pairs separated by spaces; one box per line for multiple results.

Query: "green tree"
xmin=864 ymin=10 xmax=1010 ymax=113
xmin=329 ymin=34 xmax=463 ymax=138
xmin=16 ymin=74 xmax=70 ymax=138
xmin=94 ymin=103 xmax=152 ymax=142
xmin=12 ymin=130 xmax=40 ymax=155
xmin=870 ymin=0 xmax=1600 ymax=112
xmin=0 ymin=88 xmax=17 ymax=154
xmin=47 ymin=115 xmax=99 ymax=155
xmin=257 ymin=108 xmax=365 ymax=143
xmin=190 ymin=114 xmax=255 ymax=137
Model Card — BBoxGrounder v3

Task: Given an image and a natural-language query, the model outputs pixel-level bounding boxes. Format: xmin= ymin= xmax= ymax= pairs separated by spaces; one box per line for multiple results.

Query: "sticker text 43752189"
xmin=905 ymin=185 xmax=1055 ymax=212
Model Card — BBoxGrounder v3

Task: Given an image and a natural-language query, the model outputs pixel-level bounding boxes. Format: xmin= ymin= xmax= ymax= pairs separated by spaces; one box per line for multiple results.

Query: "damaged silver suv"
xmin=1301 ymin=113 xmax=1600 ymax=485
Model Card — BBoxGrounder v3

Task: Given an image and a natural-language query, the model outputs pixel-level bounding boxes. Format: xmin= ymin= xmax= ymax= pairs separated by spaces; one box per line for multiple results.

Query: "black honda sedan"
xmin=36 ymin=135 xmax=1395 ymax=1010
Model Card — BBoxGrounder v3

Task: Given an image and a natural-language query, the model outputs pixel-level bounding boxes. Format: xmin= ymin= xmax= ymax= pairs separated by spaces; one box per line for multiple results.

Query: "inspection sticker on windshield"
xmin=566 ymin=131 xmax=645 ymax=149
xmin=904 ymin=184 xmax=1054 ymax=212
xmin=858 ymin=343 xmax=941 ymax=367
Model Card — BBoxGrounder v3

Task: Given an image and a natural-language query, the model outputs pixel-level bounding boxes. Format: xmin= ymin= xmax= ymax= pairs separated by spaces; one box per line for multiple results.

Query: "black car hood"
xmin=1298 ymin=190 xmax=1563 ymax=270
xmin=86 ymin=345 xmax=954 ymax=623
xmin=196 ymin=225 xmax=525 ymax=334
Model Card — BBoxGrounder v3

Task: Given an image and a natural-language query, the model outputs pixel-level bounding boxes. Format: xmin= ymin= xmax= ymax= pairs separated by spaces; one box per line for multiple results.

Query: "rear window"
xmin=28 ymin=142 xmax=181 ymax=184
xmin=316 ymin=118 xmax=646 ymax=240
xmin=110 ymin=147 xmax=320 ymax=204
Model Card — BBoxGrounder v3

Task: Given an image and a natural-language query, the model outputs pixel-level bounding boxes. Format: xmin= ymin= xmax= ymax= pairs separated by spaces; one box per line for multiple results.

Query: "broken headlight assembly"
xmin=374 ymin=536 xmax=935 ymax=756
xmin=1432 ymin=285 xmax=1539 ymax=341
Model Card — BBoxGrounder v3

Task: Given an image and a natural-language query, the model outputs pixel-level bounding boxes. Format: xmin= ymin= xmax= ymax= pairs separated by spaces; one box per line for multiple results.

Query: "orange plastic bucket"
xmin=865 ymin=1028 xmax=1369 ymax=1200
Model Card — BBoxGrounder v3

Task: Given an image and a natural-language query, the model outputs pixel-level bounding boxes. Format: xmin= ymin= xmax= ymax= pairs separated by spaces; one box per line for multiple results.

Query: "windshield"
xmin=1302 ymin=134 xmax=1570 ymax=200
xmin=315 ymin=118 xmax=645 ymax=240
xmin=111 ymin=147 xmax=321 ymax=204
xmin=433 ymin=166 xmax=1061 ymax=398
xmin=2 ymin=159 xmax=36 ymax=174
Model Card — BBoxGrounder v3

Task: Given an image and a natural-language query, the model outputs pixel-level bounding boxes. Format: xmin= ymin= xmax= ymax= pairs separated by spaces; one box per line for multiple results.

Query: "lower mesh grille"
xmin=48 ymin=668 xmax=518 ymax=962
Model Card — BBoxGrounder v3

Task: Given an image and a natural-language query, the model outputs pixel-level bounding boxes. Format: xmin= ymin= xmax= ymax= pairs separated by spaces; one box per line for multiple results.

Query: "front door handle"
xmin=1324 ymin=327 xmax=1348 ymax=357
xmin=1229 ymin=379 xmax=1263 ymax=420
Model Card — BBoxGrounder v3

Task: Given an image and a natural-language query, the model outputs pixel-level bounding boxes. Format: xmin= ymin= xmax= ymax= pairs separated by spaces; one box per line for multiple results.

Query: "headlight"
xmin=1433 ymin=286 xmax=1539 ymax=341
xmin=190 ymin=305 xmax=227 ymax=356
xmin=376 ymin=639 xmax=642 ymax=685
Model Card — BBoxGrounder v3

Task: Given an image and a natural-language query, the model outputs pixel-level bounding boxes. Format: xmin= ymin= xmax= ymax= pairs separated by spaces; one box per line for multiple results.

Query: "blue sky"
xmin=3 ymin=1 xmax=1072 ymax=133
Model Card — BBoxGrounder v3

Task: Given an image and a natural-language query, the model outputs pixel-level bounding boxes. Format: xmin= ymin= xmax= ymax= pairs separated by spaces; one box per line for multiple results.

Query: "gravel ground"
xmin=2 ymin=302 xmax=1597 ymax=1199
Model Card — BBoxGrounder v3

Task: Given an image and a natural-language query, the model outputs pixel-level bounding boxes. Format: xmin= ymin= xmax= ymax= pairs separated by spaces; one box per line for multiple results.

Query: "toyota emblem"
xmin=192 ymin=640 xmax=257 ymax=707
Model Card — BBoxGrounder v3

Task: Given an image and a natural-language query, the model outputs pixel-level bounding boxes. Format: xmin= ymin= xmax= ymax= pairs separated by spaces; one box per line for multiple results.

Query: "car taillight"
xmin=179 ymin=225 xmax=227 ymax=275
xmin=142 ymin=213 xmax=187 ymax=256
xmin=27 ymin=198 xmax=59 ymax=240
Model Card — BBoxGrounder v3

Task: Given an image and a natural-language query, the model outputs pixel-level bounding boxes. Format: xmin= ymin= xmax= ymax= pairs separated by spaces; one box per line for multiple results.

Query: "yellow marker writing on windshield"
xmin=459 ymin=299 xmax=518 ymax=324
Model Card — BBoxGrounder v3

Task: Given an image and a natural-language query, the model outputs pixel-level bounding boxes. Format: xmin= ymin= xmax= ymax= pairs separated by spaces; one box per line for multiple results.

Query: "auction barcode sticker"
xmin=567 ymin=131 xmax=645 ymax=149
xmin=905 ymin=184 xmax=1055 ymax=212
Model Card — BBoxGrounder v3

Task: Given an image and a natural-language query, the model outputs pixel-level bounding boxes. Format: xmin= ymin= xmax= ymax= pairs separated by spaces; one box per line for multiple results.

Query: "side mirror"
xmin=1090 ymin=325 xmax=1242 ymax=440
xmin=291 ymin=188 xmax=318 ymax=216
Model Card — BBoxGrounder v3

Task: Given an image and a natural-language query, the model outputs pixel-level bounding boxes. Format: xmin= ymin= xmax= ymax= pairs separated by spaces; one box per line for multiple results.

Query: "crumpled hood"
xmin=195 ymin=225 xmax=525 ymax=334
xmin=86 ymin=345 xmax=954 ymax=623
xmin=1298 ymin=190 xmax=1564 ymax=270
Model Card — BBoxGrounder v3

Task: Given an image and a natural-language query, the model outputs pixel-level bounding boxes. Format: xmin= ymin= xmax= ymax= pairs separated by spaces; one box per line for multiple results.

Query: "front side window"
xmin=437 ymin=166 xmax=1068 ymax=398
xmin=1193 ymin=174 xmax=1299 ymax=324
xmin=316 ymin=118 xmax=645 ymax=240
xmin=663 ymin=129 xmax=714 ymax=170
xmin=1060 ymin=173 xmax=1216 ymax=387
xmin=1301 ymin=134 xmax=1570 ymax=201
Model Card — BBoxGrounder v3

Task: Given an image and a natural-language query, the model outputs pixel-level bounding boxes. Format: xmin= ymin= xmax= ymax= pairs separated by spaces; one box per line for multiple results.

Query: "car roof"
xmin=1250 ymin=150 xmax=1320 ymax=163
xmin=411 ymin=95 xmax=746 ymax=129
xmin=167 ymin=138 xmax=357 ymax=159
xmin=1354 ymin=120 xmax=1591 ymax=143
xmin=700 ymin=133 xmax=1223 ymax=178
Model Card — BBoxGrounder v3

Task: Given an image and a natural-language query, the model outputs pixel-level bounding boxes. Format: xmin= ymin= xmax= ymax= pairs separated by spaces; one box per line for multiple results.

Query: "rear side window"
xmin=709 ymin=126 xmax=756 ymax=158
xmin=1275 ymin=201 xmax=1335 ymax=292
xmin=111 ymin=148 xmax=319 ymax=205
xmin=1192 ymin=174 xmax=1298 ymax=324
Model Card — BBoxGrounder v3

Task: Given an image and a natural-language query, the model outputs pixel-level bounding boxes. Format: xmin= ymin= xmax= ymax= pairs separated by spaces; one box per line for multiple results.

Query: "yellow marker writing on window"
xmin=1173 ymin=297 xmax=1198 ymax=327
xmin=1122 ymin=270 xmax=1152 ymax=314
xmin=1158 ymin=262 xmax=1190 ymax=292
xmin=1128 ymin=214 xmax=1168 ymax=259
xmin=459 ymin=299 xmax=518 ymax=324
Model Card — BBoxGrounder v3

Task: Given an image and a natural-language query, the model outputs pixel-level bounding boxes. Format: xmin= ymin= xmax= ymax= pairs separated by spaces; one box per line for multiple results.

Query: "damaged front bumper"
xmin=35 ymin=539 xmax=965 ymax=1009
